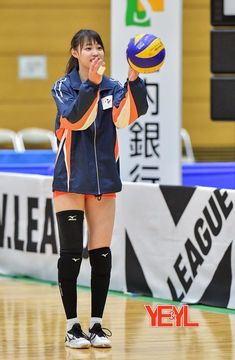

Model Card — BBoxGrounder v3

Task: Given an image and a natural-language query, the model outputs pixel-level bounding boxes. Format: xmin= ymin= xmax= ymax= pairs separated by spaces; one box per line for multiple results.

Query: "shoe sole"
xmin=65 ymin=342 xmax=91 ymax=349
xmin=91 ymin=343 xmax=112 ymax=348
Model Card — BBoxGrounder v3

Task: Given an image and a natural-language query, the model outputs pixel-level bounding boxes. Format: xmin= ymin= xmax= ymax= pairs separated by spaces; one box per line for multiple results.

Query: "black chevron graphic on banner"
xmin=160 ymin=185 xmax=196 ymax=226
xmin=199 ymin=242 xmax=233 ymax=308
xmin=125 ymin=230 xmax=153 ymax=297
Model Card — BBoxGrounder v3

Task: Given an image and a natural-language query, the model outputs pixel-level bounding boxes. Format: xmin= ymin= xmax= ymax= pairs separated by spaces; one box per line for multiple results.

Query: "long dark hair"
xmin=65 ymin=29 xmax=105 ymax=74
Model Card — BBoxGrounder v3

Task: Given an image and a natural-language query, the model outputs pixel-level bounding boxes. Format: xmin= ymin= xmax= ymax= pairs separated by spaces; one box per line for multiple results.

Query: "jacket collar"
xmin=68 ymin=67 xmax=114 ymax=91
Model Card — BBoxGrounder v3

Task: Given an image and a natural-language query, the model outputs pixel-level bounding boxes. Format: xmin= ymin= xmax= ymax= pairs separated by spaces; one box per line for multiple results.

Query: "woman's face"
xmin=72 ymin=39 xmax=104 ymax=71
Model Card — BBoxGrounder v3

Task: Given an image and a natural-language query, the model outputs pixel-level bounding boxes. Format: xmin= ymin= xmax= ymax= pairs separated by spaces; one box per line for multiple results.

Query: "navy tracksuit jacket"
xmin=51 ymin=67 xmax=148 ymax=195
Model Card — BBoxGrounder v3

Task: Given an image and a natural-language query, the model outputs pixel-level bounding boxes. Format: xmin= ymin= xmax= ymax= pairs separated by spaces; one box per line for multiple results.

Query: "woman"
xmin=51 ymin=29 xmax=148 ymax=349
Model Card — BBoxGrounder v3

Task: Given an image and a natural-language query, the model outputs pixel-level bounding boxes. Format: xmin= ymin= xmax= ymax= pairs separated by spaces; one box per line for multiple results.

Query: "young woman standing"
xmin=51 ymin=29 xmax=148 ymax=349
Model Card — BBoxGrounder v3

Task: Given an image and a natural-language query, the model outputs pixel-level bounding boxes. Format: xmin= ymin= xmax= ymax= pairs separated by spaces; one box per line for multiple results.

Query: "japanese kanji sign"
xmin=111 ymin=0 xmax=182 ymax=185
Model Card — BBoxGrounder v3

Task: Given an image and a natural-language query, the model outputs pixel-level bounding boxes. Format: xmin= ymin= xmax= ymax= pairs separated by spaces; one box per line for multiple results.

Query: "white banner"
xmin=111 ymin=0 xmax=182 ymax=185
xmin=0 ymin=173 xmax=235 ymax=309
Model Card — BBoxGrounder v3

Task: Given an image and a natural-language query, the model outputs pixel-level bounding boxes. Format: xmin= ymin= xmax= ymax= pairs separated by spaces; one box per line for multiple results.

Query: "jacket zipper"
xmin=93 ymin=121 xmax=101 ymax=197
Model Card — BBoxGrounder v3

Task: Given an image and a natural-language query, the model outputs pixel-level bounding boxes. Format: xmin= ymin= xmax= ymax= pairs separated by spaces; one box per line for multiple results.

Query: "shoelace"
xmin=90 ymin=324 xmax=112 ymax=340
xmin=68 ymin=324 xmax=90 ymax=341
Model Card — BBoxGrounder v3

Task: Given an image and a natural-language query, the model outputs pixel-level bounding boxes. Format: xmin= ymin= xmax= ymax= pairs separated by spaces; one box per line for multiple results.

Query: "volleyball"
xmin=126 ymin=33 xmax=166 ymax=73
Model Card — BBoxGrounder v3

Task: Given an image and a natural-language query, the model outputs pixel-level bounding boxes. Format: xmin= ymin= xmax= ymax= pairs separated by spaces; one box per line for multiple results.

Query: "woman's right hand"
xmin=89 ymin=58 xmax=105 ymax=85
xmin=128 ymin=66 xmax=139 ymax=82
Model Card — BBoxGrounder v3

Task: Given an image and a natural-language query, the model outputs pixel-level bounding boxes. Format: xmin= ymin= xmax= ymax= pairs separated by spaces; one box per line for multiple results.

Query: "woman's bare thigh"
xmin=53 ymin=193 xmax=85 ymax=212
xmin=85 ymin=197 xmax=116 ymax=250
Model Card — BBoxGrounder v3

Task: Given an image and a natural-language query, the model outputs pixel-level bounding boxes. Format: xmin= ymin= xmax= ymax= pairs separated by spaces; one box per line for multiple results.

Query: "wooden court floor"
xmin=0 ymin=277 xmax=235 ymax=360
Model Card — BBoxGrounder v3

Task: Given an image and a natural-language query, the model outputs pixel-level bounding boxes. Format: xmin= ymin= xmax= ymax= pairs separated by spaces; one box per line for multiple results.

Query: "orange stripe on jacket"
xmin=60 ymin=92 xmax=99 ymax=131
xmin=55 ymin=127 xmax=64 ymax=141
xmin=112 ymin=84 xmax=138 ymax=128
xmin=112 ymin=93 xmax=128 ymax=126
xmin=54 ymin=128 xmax=67 ymax=165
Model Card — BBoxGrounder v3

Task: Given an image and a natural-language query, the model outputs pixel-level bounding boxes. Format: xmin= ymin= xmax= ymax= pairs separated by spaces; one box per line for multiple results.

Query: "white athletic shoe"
xmin=89 ymin=323 xmax=112 ymax=348
xmin=65 ymin=323 xmax=91 ymax=349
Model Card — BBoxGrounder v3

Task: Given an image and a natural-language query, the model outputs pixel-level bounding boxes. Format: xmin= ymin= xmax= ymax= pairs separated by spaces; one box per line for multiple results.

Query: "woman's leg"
xmin=54 ymin=192 xmax=85 ymax=212
xmin=54 ymin=193 xmax=90 ymax=348
xmin=85 ymin=196 xmax=115 ymax=250
xmin=85 ymin=196 xmax=115 ymax=347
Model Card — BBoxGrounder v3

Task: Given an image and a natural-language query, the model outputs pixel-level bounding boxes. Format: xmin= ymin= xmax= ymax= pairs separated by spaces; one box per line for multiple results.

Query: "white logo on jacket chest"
xmin=101 ymin=95 xmax=113 ymax=110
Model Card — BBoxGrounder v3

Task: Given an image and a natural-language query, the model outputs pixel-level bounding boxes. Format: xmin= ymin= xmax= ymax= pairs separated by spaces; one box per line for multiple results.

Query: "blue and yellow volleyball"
xmin=126 ymin=33 xmax=166 ymax=73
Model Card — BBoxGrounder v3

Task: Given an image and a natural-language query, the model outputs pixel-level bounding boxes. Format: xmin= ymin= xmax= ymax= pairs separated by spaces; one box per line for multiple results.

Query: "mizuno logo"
xmin=101 ymin=253 xmax=109 ymax=257
xmin=72 ymin=258 xmax=80 ymax=262
xmin=68 ymin=216 xmax=77 ymax=221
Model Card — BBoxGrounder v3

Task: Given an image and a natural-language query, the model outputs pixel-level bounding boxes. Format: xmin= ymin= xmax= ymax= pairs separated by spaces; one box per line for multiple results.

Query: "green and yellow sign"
xmin=125 ymin=0 xmax=164 ymax=27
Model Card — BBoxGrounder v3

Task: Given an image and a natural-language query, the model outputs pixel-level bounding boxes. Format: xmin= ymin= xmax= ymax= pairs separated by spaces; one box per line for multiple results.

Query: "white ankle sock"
xmin=67 ymin=317 xmax=80 ymax=331
xmin=90 ymin=317 xmax=102 ymax=329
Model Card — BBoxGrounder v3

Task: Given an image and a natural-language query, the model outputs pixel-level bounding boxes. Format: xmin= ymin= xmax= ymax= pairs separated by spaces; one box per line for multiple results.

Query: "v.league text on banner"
xmin=111 ymin=0 xmax=182 ymax=184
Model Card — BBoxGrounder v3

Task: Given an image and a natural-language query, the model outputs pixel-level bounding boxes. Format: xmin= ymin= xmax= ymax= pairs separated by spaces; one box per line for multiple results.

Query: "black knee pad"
xmin=56 ymin=210 xmax=84 ymax=254
xmin=57 ymin=252 xmax=82 ymax=282
xmin=56 ymin=210 xmax=84 ymax=283
xmin=89 ymin=247 xmax=112 ymax=276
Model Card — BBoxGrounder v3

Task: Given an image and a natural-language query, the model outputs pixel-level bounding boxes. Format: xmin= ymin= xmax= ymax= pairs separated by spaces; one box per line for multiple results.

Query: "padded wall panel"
xmin=211 ymin=0 xmax=235 ymax=26
xmin=211 ymin=78 xmax=235 ymax=120
xmin=211 ymin=30 xmax=235 ymax=73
